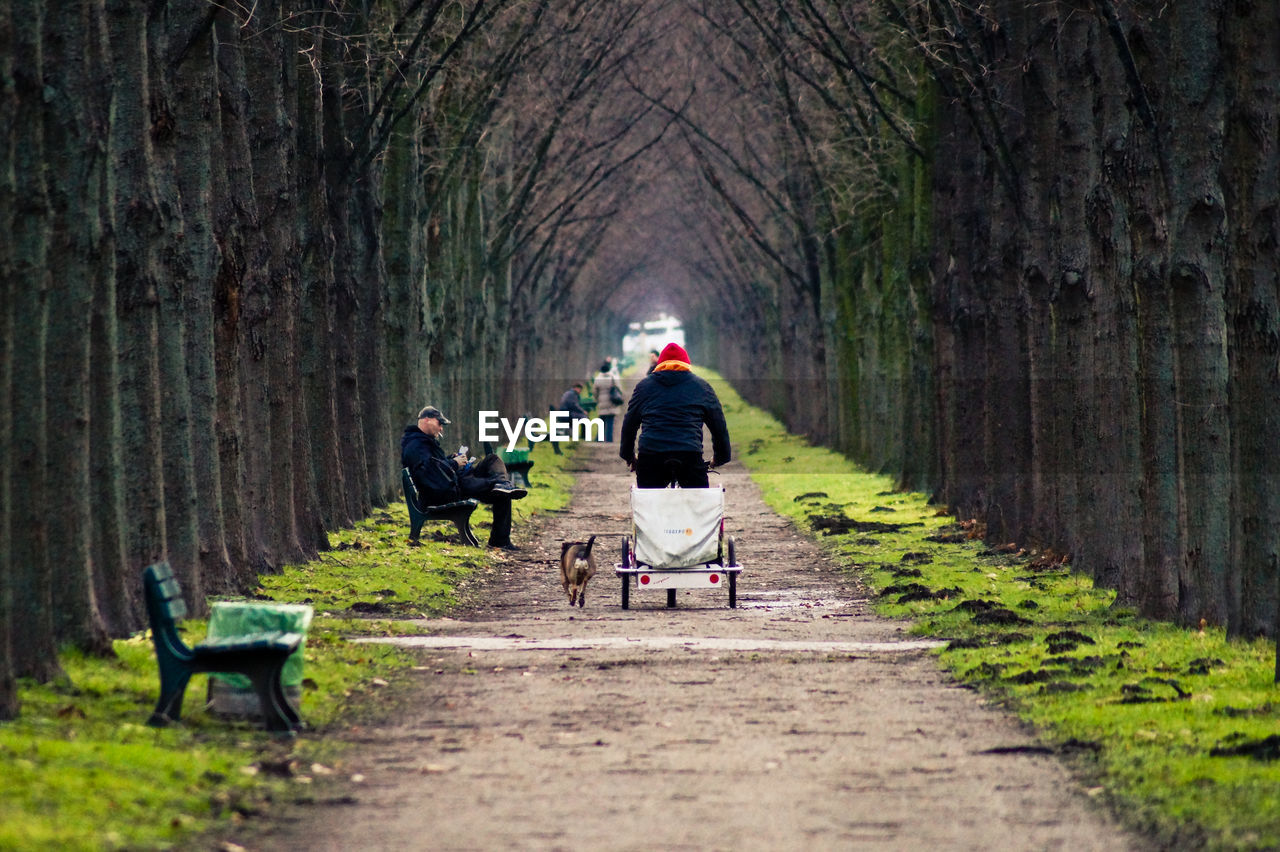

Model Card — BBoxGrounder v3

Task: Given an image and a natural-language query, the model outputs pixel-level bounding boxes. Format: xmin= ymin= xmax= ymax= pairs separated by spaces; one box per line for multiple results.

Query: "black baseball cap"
xmin=417 ymin=405 xmax=450 ymax=424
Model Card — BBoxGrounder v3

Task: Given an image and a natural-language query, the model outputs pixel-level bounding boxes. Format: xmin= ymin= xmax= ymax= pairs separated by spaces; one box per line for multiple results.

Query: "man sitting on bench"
xmin=401 ymin=405 xmax=527 ymax=551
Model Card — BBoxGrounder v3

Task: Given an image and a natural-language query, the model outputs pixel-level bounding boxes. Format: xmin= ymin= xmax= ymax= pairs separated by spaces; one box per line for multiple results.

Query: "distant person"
xmin=401 ymin=405 xmax=526 ymax=551
xmin=592 ymin=360 xmax=624 ymax=442
xmin=619 ymin=343 xmax=731 ymax=488
xmin=558 ymin=382 xmax=590 ymax=421
xmin=646 ymin=349 xmax=661 ymax=375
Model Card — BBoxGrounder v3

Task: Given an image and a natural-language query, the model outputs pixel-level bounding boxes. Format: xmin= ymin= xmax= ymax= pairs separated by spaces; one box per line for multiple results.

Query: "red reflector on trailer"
xmin=709 ymin=574 xmax=719 ymax=584
xmin=640 ymin=575 xmax=650 ymax=585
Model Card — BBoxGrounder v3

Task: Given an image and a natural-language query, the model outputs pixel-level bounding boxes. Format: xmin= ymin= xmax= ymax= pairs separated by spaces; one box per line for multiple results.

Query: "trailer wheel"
xmin=621 ymin=536 xmax=631 ymax=610
xmin=727 ymin=537 xmax=738 ymax=608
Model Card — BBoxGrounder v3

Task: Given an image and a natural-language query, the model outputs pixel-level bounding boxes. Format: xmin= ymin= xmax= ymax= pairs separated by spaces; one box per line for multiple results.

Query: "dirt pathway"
xmin=248 ymin=441 xmax=1144 ymax=851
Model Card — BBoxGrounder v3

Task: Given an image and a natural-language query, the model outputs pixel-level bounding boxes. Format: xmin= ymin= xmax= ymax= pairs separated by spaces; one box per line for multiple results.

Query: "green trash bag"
xmin=206 ymin=602 xmax=313 ymax=692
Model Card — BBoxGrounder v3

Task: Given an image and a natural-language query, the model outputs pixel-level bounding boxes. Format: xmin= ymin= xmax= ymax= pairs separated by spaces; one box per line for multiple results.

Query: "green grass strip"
xmin=0 ymin=442 xmax=578 ymax=849
xmin=706 ymin=369 xmax=1280 ymax=851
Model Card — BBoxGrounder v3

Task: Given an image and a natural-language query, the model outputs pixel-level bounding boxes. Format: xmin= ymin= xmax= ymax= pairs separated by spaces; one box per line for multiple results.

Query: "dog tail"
xmin=583 ymin=534 xmax=596 ymax=556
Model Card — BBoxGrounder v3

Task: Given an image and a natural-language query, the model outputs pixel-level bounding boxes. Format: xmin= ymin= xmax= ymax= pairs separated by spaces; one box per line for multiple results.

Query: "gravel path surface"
xmin=249 ymin=441 xmax=1145 ymax=851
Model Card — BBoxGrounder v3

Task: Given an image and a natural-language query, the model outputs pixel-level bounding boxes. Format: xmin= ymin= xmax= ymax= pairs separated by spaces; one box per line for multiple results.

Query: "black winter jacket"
xmin=401 ymin=425 xmax=460 ymax=504
xmin=619 ymin=369 xmax=731 ymax=466
xmin=558 ymin=388 xmax=589 ymax=419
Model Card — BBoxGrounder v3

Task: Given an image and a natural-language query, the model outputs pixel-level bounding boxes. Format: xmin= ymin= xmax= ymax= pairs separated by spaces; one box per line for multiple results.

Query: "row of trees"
xmin=666 ymin=1 xmax=1280 ymax=638
xmin=0 ymin=0 xmax=666 ymax=719
xmin=655 ymin=1 xmax=934 ymax=497
xmin=5 ymin=0 xmax=1278 ymax=719
xmin=924 ymin=0 xmax=1280 ymax=636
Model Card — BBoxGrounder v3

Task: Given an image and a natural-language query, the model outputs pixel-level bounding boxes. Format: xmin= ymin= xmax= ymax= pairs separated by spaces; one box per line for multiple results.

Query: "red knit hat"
xmin=658 ymin=342 xmax=689 ymax=364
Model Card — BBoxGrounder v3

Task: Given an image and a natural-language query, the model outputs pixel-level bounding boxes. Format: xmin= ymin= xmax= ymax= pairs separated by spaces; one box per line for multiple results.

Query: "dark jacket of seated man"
xmin=401 ymin=405 xmax=525 ymax=549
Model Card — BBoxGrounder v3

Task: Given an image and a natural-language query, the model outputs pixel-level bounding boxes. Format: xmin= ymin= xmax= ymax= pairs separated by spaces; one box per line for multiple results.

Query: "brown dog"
xmin=559 ymin=535 xmax=597 ymax=607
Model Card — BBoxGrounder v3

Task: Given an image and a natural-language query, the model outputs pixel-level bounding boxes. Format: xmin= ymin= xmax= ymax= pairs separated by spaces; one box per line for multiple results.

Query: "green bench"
xmin=503 ymin=447 xmax=534 ymax=488
xmin=480 ymin=443 xmax=535 ymax=488
xmin=142 ymin=562 xmax=302 ymax=733
xmin=401 ymin=467 xmax=481 ymax=546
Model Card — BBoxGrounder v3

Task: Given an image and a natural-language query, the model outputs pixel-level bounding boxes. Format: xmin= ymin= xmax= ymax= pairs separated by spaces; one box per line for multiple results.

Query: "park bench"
xmin=503 ymin=447 xmax=534 ymax=488
xmin=142 ymin=562 xmax=302 ymax=733
xmin=481 ymin=442 xmax=535 ymax=488
xmin=401 ymin=467 xmax=481 ymax=546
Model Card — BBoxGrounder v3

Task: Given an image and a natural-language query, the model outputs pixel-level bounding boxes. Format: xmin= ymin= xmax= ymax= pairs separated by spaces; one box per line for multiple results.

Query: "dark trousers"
xmin=460 ymin=455 xmax=515 ymax=546
xmin=635 ymin=452 xmax=709 ymax=489
xmin=600 ymin=414 xmax=616 ymax=442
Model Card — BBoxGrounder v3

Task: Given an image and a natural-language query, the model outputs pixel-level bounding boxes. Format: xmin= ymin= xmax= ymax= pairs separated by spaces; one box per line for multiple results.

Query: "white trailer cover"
xmin=631 ymin=486 xmax=723 ymax=569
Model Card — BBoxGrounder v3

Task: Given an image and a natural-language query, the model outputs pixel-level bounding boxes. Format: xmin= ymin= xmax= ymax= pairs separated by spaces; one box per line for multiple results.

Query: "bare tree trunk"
xmin=213 ymin=5 xmax=279 ymax=573
xmin=43 ymin=0 xmax=114 ymax=652
xmin=325 ymin=33 xmax=372 ymax=525
xmin=283 ymin=13 xmax=328 ymax=553
xmin=146 ymin=3 xmax=205 ymax=606
xmin=1162 ymin=1 xmax=1232 ymax=629
xmin=292 ymin=9 xmax=345 ymax=532
xmin=245 ymin=0 xmax=307 ymax=567
xmin=382 ymin=119 xmax=422 ymax=428
xmin=86 ymin=0 xmax=132 ymax=631
xmin=985 ymin=244 xmax=1031 ymax=544
xmin=1018 ymin=4 xmax=1061 ymax=551
xmin=207 ymin=11 xmax=253 ymax=589
xmin=1222 ymin=0 xmax=1280 ymax=638
xmin=346 ymin=19 xmax=393 ymax=503
xmin=10 ymin=0 xmax=63 ymax=682
xmin=108 ymin=0 xmax=169 ymax=606
xmin=169 ymin=1 xmax=235 ymax=590
xmin=1060 ymin=7 xmax=1146 ymax=594
xmin=0 ymin=0 xmax=18 ymax=718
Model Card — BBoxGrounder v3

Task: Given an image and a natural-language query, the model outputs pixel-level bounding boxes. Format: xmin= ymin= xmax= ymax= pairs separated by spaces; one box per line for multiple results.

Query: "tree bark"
xmin=296 ymin=10 xmax=346 ymax=530
xmin=285 ymin=13 xmax=327 ymax=555
xmin=43 ymin=0 xmax=114 ymax=652
xmin=1164 ymin=1 xmax=1232 ymax=629
xmin=108 ymin=0 xmax=169 ymax=607
xmin=208 ymin=12 xmax=252 ymax=588
xmin=324 ymin=24 xmax=372 ymax=525
xmin=346 ymin=20 xmax=393 ymax=504
xmin=0 ymin=0 xmax=19 ymax=717
xmin=146 ymin=2 xmax=205 ymax=606
xmin=86 ymin=0 xmax=131 ymax=633
xmin=9 ymin=0 xmax=63 ymax=682
xmin=1222 ymin=0 xmax=1280 ymax=638
xmin=169 ymin=1 xmax=236 ymax=591
xmin=215 ymin=4 xmax=283 ymax=573
xmin=244 ymin=0 xmax=307 ymax=568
